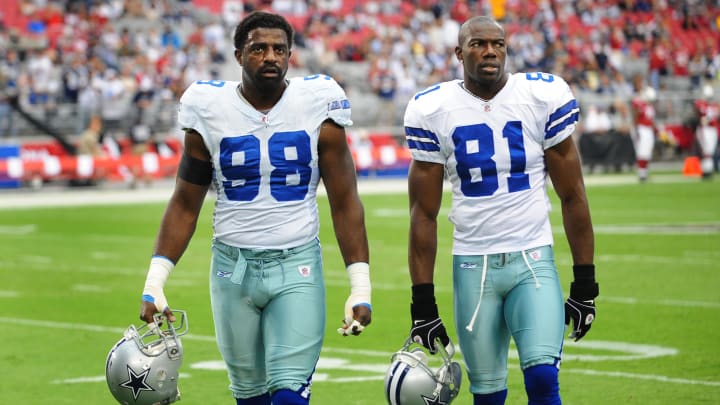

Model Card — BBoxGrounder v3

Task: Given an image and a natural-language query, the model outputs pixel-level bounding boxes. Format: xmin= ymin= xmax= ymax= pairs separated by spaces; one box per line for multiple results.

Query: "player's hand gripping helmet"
xmin=106 ymin=310 xmax=189 ymax=405
xmin=384 ymin=338 xmax=462 ymax=405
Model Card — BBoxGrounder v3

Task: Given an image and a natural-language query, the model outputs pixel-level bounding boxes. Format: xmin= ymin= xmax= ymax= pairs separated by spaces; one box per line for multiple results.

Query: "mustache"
xmin=260 ymin=65 xmax=281 ymax=74
xmin=478 ymin=62 xmax=500 ymax=69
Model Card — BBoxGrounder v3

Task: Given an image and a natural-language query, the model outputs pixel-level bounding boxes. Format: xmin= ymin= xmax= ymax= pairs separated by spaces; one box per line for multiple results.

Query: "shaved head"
xmin=458 ymin=16 xmax=504 ymax=45
xmin=455 ymin=15 xmax=508 ymax=99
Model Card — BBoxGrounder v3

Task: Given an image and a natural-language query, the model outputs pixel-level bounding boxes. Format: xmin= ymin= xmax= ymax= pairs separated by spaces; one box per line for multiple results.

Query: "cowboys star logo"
xmin=119 ymin=365 xmax=154 ymax=399
xmin=421 ymin=394 xmax=448 ymax=405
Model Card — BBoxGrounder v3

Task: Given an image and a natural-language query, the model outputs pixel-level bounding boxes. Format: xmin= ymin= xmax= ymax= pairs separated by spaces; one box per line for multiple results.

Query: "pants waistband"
xmin=472 ymin=246 xmax=551 ymax=267
xmin=212 ymin=238 xmax=319 ymax=261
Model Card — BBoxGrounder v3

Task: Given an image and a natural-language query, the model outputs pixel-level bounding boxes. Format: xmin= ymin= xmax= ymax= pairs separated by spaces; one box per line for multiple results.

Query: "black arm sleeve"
xmin=177 ymin=153 xmax=213 ymax=185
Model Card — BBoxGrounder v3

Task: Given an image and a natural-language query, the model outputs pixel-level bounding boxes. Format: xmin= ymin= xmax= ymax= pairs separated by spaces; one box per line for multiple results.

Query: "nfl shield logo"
xmin=298 ymin=265 xmax=311 ymax=277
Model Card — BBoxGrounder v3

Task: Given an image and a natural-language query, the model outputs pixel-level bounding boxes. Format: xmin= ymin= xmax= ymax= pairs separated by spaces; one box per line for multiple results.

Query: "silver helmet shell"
xmin=106 ymin=311 xmax=189 ymax=405
xmin=384 ymin=338 xmax=462 ymax=405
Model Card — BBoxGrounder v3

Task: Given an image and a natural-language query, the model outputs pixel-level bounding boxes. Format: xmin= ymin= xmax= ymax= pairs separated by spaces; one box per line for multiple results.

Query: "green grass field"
xmin=1 ymin=172 xmax=719 ymax=404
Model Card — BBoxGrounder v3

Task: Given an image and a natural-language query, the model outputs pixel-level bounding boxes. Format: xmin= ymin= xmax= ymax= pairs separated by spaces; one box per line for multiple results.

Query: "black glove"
xmin=410 ymin=283 xmax=450 ymax=354
xmin=565 ymin=264 xmax=599 ymax=341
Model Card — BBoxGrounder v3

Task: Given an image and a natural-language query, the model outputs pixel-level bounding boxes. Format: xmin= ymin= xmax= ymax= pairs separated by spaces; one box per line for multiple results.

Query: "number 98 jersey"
xmin=178 ymin=75 xmax=352 ymax=249
xmin=404 ymin=73 xmax=579 ymax=255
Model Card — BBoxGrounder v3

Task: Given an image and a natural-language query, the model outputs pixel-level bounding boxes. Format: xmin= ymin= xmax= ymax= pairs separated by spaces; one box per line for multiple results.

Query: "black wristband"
xmin=411 ymin=283 xmax=438 ymax=319
xmin=570 ymin=264 xmax=598 ymax=300
xmin=572 ymin=264 xmax=596 ymax=281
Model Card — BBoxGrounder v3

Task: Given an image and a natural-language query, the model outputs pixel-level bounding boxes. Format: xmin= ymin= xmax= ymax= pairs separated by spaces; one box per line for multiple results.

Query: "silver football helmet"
xmin=106 ymin=310 xmax=189 ymax=405
xmin=384 ymin=338 xmax=462 ymax=405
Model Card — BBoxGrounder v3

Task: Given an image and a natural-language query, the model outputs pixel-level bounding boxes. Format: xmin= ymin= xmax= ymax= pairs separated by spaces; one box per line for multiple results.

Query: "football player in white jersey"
xmin=404 ymin=16 xmax=597 ymax=405
xmin=137 ymin=12 xmax=371 ymax=405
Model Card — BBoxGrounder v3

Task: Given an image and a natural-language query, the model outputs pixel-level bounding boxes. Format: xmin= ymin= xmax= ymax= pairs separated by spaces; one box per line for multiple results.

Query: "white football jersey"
xmin=178 ymin=75 xmax=352 ymax=249
xmin=404 ymin=73 xmax=579 ymax=255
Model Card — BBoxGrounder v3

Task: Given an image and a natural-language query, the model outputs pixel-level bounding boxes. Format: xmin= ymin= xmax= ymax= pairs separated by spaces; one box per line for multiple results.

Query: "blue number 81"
xmin=452 ymin=122 xmax=530 ymax=196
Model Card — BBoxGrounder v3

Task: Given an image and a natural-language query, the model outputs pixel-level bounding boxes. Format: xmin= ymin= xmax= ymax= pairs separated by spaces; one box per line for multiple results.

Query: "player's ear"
xmin=234 ymin=49 xmax=242 ymax=63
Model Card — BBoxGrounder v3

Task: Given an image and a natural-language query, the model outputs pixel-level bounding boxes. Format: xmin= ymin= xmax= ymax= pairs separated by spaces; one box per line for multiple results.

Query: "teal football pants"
xmin=453 ymin=245 xmax=565 ymax=395
xmin=210 ymin=238 xmax=325 ymax=400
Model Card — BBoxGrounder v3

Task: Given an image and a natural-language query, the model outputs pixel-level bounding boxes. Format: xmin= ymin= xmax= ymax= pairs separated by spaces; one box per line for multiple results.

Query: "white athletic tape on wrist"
xmin=343 ymin=262 xmax=371 ymax=323
xmin=142 ymin=256 xmax=174 ymax=312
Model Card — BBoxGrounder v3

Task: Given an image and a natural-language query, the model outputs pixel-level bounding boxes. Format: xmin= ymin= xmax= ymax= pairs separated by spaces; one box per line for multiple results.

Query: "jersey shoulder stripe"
xmin=545 ymin=98 xmax=579 ymax=139
xmin=405 ymin=126 xmax=440 ymax=152
xmin=517 ymin=72 xmax=579 ymax=142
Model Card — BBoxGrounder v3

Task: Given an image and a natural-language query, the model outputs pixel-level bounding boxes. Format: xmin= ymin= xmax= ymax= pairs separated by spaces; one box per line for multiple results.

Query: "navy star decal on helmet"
xmin=421 ymin=394 xmax=448 ymax=405
xmin=106 ymin=310 xmax=189 ymax=405
xmin=384 ymin=338 xmax=462 ymax=405
xmin=119 ymin=365 xmax=154 ymax=399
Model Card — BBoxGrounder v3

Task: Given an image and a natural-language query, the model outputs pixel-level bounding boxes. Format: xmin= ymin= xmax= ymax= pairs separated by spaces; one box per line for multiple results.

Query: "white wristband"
xmin=142 ymin=256 xmax=174 ymax=311
xmin=338 ymin=262 xmax=371 ymax=336
xmin=345 ymin=262 xmax=371 ymax=314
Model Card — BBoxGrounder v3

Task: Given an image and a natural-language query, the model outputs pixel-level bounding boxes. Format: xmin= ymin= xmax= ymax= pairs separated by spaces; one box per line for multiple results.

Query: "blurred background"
xmin=1 ymin=0 xmax=719 ymax=189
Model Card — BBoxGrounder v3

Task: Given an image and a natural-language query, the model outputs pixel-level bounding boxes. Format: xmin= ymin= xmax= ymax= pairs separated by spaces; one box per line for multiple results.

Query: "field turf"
xmin=0 ymin=172 xmax=718 ymax=404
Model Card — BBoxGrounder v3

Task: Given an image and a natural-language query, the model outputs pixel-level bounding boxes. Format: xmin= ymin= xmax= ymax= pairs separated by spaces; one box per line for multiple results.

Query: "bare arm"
xmin=140 ymin=130 xmax=211 ymax=323
xmin=407 ymin=159 xmax=451 ymax=352
xmin=548 ymin=135 xmax=599 ymax=341
xmin=546 ymin=135 xmax=594 ymax=265
xmin=408 ymin=160 xmax=445 ymax=285
xmin=318 ymin=120 xmax=369 ymax=266
xmin=318 ymin=120 xmax=371 ymax=331
xmin=153 ymin=130 xmax=212 ymax=262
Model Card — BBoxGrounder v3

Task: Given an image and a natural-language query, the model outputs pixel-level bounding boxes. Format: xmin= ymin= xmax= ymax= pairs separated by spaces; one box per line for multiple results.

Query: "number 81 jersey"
xmin=404 ymin=73 xmax=579 ymax=255
xmin=178 ymin=75 xmax=352 ymax=249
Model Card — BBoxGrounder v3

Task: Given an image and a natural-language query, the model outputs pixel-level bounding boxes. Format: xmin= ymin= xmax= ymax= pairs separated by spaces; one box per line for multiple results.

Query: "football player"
xmin=403 ymin=16 xmax=597 ymax=405
xmin=630 ymin=74 xmax=658 ymax=182
xmin=138 ymin=11 xmax=372 ymax=405
xmin=693 ymin=84 xmax=719 ymax=179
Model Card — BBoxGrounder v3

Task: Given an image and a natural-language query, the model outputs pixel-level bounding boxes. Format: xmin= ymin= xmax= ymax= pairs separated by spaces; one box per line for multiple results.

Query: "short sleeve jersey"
xmin=404 ymin=72 xmax=579 ymax=255
xmin=177 ymin=75 xmax=352 ymax=249
xmin=695 ymin=99 xmax=720 ymax=126
xmin=631 ymin=98 xmax=655 ymax=127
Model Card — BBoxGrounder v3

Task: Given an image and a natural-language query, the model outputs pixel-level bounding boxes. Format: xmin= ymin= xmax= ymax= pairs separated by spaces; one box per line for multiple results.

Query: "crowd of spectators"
xmin=1 ymin=0 xmax=719 ymax=158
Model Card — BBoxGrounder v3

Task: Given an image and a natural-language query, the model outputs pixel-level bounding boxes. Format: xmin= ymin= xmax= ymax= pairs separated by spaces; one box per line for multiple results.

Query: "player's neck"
xmin=237 ymin=80 xmax=288 ymax=113
xmin=462 ymin=74 xmax=507 ymax=101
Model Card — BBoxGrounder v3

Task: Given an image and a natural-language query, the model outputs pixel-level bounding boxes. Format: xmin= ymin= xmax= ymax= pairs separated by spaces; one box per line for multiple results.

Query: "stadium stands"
xmin=1 ymin=0 xmax=719 ymax=187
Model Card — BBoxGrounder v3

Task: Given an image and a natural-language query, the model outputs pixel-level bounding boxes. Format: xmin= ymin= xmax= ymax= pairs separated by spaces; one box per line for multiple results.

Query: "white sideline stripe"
xmin=601 ymin=296 xmax=720 ymax=309
xmin=592 ymin=223 xmax=720 ymax=234
xmin=0 ymin=173 xmax=690 ymax=209
xmin=72 ymin=284 xmax=110 ymax=293
xmin=5 ymin=316 xmax=720 ymax=389
xmin=53 ymin=373 xmax=191 ymax=385
xmin=0 ymin=316 xmax=685 ymax=361
xmin=54 ymin=369 xmax=720 ymax=387
xmin=0 ymin=224 xmax=36 ymax=234
xmin=53 ymin=373 xmax=386 ymax=385
xmin=0 ymin=317 xmax=211 ymax=342
xmin=565 ymin=369 xmax=720 ymax=387
xmin=4 ymin=259 xmax=720 ymax=309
